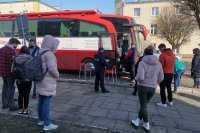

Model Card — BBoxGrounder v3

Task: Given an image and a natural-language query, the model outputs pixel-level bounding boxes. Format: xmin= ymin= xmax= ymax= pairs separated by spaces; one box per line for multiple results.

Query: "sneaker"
xmin=43 ymin=123 xmax=58 ymax=131
xmin=156 ymin=102 xmax=167 ymax=107
xmin=143 ymin=122 xmax=150 ymax=132
xmin=131 ymin=117 xmax=141 ymax=129
xmin=37 ymin=121 xmax=44 ymax=126
xmin=9 ymin=105 xmax=19 ymax=111
xmin=168 ymin=101 xmax=173 ymax=106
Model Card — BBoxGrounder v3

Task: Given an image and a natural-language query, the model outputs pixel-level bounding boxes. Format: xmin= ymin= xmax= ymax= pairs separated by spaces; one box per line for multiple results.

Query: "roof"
xmin=124 ymin=0 xmax=170 ymax=5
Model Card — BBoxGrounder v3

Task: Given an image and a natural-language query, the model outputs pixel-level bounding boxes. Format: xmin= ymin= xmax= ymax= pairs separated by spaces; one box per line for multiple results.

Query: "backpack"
xmin=25 ymin=50 xmax=50 ymax=81
xmin=12 ymin=57 xmax=27 ymax=80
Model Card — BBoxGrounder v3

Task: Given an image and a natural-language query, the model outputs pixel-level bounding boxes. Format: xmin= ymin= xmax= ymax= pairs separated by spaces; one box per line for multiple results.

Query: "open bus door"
xmin=99 ymin=32 xmax=117 ymax=69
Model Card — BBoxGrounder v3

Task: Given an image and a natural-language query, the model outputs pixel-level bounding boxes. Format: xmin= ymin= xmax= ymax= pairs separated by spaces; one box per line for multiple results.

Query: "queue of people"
xmin=0 ymin=36 xmax=199 ymax=132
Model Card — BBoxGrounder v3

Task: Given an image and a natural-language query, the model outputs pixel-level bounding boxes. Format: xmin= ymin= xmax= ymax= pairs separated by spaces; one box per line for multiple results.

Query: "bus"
xmin=0 ymin=10 xmax=147 ymax=71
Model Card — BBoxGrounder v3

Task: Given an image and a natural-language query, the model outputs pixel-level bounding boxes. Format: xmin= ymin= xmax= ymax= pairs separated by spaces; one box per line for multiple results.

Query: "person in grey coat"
xmin=131 ymin=45 xmax=164 ymax=132
xmin=36 ymin=35 xmax=60 ymax=131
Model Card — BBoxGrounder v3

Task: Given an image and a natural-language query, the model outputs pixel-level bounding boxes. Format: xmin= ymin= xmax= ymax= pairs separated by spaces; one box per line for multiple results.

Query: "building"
xmin=0 ymin=0 xmax=58 ymax=14
xmin=115 ymin=0 xmax=199 ymax=57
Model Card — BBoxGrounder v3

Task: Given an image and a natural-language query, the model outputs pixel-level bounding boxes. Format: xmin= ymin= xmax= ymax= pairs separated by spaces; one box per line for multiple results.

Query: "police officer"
xmin=94 ymin=48 xmax=110 ymax=93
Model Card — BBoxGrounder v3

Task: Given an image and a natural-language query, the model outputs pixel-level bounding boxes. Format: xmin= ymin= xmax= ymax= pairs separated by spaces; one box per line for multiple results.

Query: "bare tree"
xmin=173 ymin=0 xmax=200 ymax=29
xmin=156 ymin=7 xmax=196 ymax=53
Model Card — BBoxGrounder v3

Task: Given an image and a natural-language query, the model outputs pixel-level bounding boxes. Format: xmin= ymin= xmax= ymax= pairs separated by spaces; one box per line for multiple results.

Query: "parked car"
xmin=153 ymin=50 xmax=182 ymax=61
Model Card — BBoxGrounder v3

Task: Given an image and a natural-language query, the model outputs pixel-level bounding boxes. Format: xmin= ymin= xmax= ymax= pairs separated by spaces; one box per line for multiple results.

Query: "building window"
xmin=134 ymin=8 xmax=140 ymax=17
xmin=150 ymin=24 xmax=158 ymax=35
xmin=152 ymin=7 xmax=159 ymax=16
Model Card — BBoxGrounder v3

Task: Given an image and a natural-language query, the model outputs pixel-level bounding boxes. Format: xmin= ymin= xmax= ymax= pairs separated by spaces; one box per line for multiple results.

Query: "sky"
xmin=0 ymin=0 xmax=115 ymax=14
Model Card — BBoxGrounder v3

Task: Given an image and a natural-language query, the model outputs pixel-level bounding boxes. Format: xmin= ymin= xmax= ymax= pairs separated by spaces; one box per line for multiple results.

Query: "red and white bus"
xmin=0 ymin=10 xmax=147 ymax=71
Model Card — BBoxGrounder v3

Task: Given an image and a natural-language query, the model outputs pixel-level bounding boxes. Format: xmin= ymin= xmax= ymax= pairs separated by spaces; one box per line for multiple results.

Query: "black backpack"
xmin=12 ymin=57 xmax=27 ymax=80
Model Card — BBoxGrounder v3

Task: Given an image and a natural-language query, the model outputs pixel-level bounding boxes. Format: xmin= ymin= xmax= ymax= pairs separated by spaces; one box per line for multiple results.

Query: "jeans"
xmin=174 ymin=68 xmax=185 ymax=91
xmin=38 ymin=95 xmax=52 ymax=126
xmin=194 ymin=78 xmax=200 ymax=86
xmin=17 ymin=81 xmax=32 ymax=109
xmin=2 ymin=77 xmax=16 ymax=107
xmin=138 ymin=85 xmax=155 ymax=122
xmin=159 ymin=74 xmax=173 ymax=104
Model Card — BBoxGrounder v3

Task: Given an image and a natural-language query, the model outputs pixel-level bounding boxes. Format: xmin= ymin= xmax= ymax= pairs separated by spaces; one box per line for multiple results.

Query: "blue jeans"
xmin=38 ymin=95 xmax=52 ymax=126
xmin=174 ymin=68 xmax=185 ymax=91
xmin=194 ymin=78 xmax=200 ymax=86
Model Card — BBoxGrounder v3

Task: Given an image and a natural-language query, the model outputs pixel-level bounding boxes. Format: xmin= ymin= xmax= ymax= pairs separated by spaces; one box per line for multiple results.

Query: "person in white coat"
xmin=36 ymin=35 xmax=60 ymax=131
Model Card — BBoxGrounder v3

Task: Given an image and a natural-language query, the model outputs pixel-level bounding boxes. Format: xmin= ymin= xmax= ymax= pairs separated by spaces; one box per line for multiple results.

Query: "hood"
xmin=41 ymin=35 xmax=60 ymax=53
xmin=162 ymin=49 xmax=174 ymax=56
xmin=94 ymin=52 xmax=103 ymax=58
xmin=15 ymin=54 xmax=31 ymax=64
xmin=142 ymin=55 xmax=158 ymax=65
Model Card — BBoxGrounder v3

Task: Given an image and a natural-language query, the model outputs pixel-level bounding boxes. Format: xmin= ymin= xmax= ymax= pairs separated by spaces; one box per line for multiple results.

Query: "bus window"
xmin=28 ymin=20 xmax=39 ymax=38
xmin=79 ymin=21 xmax=107 ymax=37
xmin=43 ymin=19 xmax=61 ymax=37
xmin=61 ymin=19 xmax=78 ymax=37
xmin=0 ymin=20 xmax=13 ymax=37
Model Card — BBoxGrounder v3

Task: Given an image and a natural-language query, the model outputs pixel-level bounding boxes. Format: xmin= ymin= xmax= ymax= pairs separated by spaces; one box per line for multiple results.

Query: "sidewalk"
xmin=0 ymin=78 xmax=200 ymax=133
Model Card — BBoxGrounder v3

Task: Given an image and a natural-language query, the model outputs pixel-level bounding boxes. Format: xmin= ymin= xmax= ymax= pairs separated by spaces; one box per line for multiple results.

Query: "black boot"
xmin=102 ymin=89 xmax=110 ymax=93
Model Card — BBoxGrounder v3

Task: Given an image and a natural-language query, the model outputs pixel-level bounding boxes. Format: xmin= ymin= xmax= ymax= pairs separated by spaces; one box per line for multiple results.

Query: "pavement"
xmin=0 ymin=75 xmax=200 ymax=133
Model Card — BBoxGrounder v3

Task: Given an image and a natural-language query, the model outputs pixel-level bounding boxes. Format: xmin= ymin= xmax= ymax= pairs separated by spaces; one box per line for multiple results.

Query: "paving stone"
xmin=91 ymin=117 xmax=116 ymax=129
xmin=51 ymin=112 xmax=74 ymax=122
xmin=82 ymin=98 xmax=94 ymax=107
xmin=51 ymin=103 xmax=77 ymax=112
xmin=87 ymin=108 xmax=108 ymax=117
xmin=167 ymin=128 xmax=195 ymax=133
xmin=111 ymin=94 xmax=127 ymax=99
xmin=176 ymin=119 xmax=200 ymax=132
xmin=105 ymin=97 xmax=122 ymax=104
xmin=67 ymin=97 xmax=87 ymax=106
xmin=151 ymin=116 xmax=176 ymax=128
xmin=107 ymin=110 xmax=128 ymax=121
xmin=68 ymin=106 xmax=89 ymax=115
xmin=71 ymin=114 xmax=95 ymax=124
xmin=119 ymin=103 xmax=137 ymax=112
xmin=121 ymin=99 xmax=138 ymax=105
xmin=91 ymin=101 xmax=103 ymax=108
xmin=157 ymin=109 xmax=181 ymax=118
xmin=150 ymin=126 xmax=167 ymax=133
xmin=100 ymin=102 xmax=119 ymax=110
xmin=128 ymin=112 xmax=138 ymax=121
xmin=179 ymin=112 xmax=200 ymax=122
xmin=113 ymin=120 xmax=137 ymax=133
xmin=148 ymin=107 xmax=158 ymax=115
xmin=98 ymin=93 xmax=112 ymax=97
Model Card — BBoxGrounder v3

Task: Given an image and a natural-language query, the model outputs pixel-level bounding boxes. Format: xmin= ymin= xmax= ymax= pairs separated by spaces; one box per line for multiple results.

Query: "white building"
xmin=115 ymin=0 xmax=199 ymax=57
xmin=0 ymin=0 xmax=58 ymax=14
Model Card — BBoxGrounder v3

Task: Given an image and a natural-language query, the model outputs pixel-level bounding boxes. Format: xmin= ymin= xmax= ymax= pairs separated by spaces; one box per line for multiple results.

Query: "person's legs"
xmin=2 ymin=77 xmax=9 ymax=108
xmin=23 ymin=81 xmax=32 ymax=110
xmin=7 ymin=77 xmax=16 ymax=108
xmin=159 ymin=75 xmax=167 ymax=104
xmin=166 ymin=74 xmax=173 ymax=103
xmin=174 ymin=70 xmax=182 ymax=92
xmin=138 ymin=86 xmax=147 ymax=121
xmin=43 ymin=96 xmax=52 ymax=126
xmin=99 ymin=72 xmax=109 ymax=92
xmin=130 ymin=63 xmax=135 ymax=80
xmin=16 ymin=81 xmax=23 ymax=110
xmin=94 ymin=73 xmax=100 ymax=91
xmin=132 ymin=80 xmax=138 ymax=95
xmin=38 ymin=94 xmax=44 ymax=122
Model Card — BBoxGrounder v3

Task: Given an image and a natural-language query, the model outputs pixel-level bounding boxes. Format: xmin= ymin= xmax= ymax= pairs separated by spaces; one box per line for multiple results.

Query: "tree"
xmin=173 ymin=0 xmax=200 ymax=29
xmin=156 ymin=7 xmax=196 ymax=53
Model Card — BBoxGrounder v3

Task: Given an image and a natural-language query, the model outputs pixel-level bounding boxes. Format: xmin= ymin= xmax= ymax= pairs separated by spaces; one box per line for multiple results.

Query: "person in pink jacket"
xmin=131 ymin=46 xmax=164 ymax=132
xmin=36 ymin=35 xmax=60 ymax=131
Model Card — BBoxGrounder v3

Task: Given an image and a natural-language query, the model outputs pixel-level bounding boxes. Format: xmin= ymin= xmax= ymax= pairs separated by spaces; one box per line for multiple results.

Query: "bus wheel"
xmin=83 ymin=59 xmax=95 ymax=76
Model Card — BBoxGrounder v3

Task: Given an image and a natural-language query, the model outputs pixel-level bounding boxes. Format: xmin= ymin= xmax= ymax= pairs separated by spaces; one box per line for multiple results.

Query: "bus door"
xmin=99 ymin=32 xmax=117 ymax=68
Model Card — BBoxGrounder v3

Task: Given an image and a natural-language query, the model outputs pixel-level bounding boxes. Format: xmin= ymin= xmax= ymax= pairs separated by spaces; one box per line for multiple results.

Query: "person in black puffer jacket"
xmin=191 ymin=48 xmax=200 ymax=88
xmin=94 ymin=48 xmax=109 ymax=93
